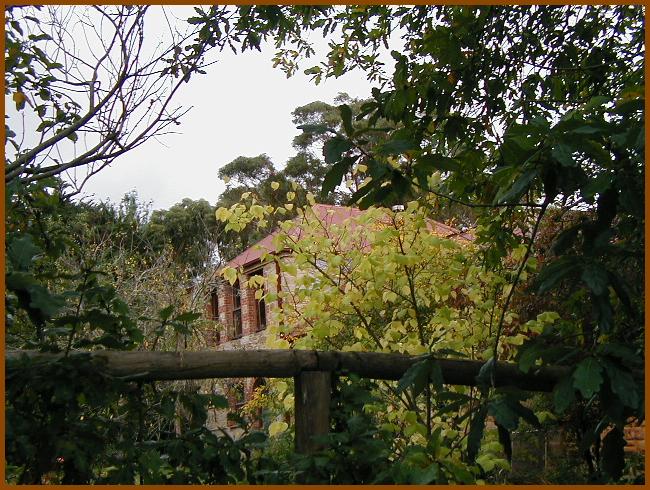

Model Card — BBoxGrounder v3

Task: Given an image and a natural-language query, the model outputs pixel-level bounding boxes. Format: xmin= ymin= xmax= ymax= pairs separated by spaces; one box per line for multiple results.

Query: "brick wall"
xmin=623 ymin=421 xmax=645 ymax=453
xmin=211 ymin=261 xmax=278 ymax=346
xmin=207 ymin=260 xmax=280 ymax=426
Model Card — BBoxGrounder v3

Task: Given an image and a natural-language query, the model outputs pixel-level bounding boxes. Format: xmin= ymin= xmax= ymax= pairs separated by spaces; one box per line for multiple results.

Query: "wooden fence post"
xmin=294 ymin=371 xmax=331 ymax=454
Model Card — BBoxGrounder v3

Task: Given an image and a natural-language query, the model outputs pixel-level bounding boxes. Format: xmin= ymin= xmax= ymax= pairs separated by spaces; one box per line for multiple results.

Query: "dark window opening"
xmin=249 ymin=270 xmax=267 ymax=332
xmin=257 ymin=297 xmax=266 ymax=331
xmin=232 ymin=280 xmax=242 ymax=339
xmin=232 ymin=382 xmax=245 ymax=410
xmin=227 ymin=381 xmax=246 ymax=428
xmin=210 ymin=289 xmax=219 ymax=320
xmin=209 ymin=289 xmax=221 ymax=345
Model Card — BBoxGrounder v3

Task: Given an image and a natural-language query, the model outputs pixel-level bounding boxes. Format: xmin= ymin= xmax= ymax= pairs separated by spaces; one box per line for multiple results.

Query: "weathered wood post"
xmin=294 ymin=371 xmax=332 ymax=454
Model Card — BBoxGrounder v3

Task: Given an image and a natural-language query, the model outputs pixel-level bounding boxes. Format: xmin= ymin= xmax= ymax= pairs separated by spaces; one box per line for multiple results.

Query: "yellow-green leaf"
xmin=222 ymin=267 xmax=238 ymax=285
xmin=13 ymin=91 xmax=26 ymax=110
xmin=269 ymin=420 xmax=288 ymax=437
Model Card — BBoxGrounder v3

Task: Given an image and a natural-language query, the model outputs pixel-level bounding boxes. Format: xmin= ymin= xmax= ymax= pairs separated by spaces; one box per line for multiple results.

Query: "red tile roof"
xmin=224 ymin=204 xmax=472 ymax=269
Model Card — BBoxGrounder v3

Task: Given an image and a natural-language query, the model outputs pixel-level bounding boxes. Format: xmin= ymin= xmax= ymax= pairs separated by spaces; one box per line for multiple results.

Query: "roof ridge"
xmin=312 ymin=203 xmax=356 ymax=210
xmin=223 ymin=203 xmax=472 ymax=269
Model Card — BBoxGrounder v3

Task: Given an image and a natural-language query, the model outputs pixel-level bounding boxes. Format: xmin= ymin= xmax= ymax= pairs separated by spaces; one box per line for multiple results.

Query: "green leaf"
xmin=551 ymin=143 xmax=575 ymax=167
xmin=158 ymin=305 xmax=175 ymax=321
xmin=584 ymin=95 xmax=610 ymax=112
xmin=208 ymin=395 xmax=228 ymax=408
xmin=553 ymin=376 xmax=575 ymax=414
xmin=496 ymin=423 xmax=512 ymax=462
xmin=338 ymin=104 xmax=354 ymax=136
xmin=535 ymin=256 xmax=581 ymax=294
xmin=428 ymin=359 xmax=444 ymax=392
xmin=572 ymin=357 xmax=603 ymax=399
xmin=323 ymin=135 xmax=353 ymax=164
xmin=580 ymin=173 xmax=613 ymax=203
xmin=7 ymin=234 xmax=42 ymax=271
xmin=518 ymin=342 xmax=542 ymax=374
xmin=414 ymin=154 xmax=460 ymax=183
xmin=495 ymin=166 xmax=540 ymax=204
xmin=358 ymin=180 xmax=395 ymax=209
xmin=411 ymin=463 xmax=439 ymax=484
xmin=599 ymin=343 xmax=641 ymax=366
xmin=488 ymin=397 xmax=519 ymax=431
xmin=467 ymin=403 xmax=488 ymax=462
xmin=322 ymin=156 xmax=355 ymax=197
xmin=396 ymin=358 xmax=429 ymax=397
xmin=476 ymin=357 xmax=495 ymax=388
xmin=509 ymin=398 xmax=540 ymax=428
xmin=603 ymin=360 xmax=639 ymax=409
xmin=601 ymin=427 xmax=626 ymax=480
xmin=550 ymin=225 xmax=580 ymax=256
xmin=607 ymin=271 xmax=634 ymax=315
xmin=594 ymin=293 xmax=613 ymax=333
xmin=581 ymin=262 xmax=609 ymax=296
xmin=174 ymin=312 xmax=202 ymax=323
xmin=297 ymin=123 xmax=332 ymax=135
xmin=571 ymin=124 xmax=602 ymax=135
xmin=27 ymin=284 xmax=65 ymax=318
xmin=348 ymin=178 xmax=378 ymax=205
xmin=377 ymin=138 xmax=419 ymax=156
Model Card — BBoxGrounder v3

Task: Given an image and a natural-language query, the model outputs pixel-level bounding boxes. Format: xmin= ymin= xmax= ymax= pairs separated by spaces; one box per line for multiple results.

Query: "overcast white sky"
xmin=77 ymin=6 xmax=386 ymax=211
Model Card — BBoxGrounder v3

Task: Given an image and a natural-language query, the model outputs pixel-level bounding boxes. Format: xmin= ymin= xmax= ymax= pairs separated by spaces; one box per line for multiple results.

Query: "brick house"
xmin=203 ymin=204 xmax=645 ymax=458
xmin=204 ymin=204 xmax=473 ymax=422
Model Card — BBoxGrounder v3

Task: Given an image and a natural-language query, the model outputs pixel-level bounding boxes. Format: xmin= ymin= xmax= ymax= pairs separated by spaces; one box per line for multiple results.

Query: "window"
xmin=209 ymin=289 xmax=219 ymax=320
xmin=209 ymin=289 xmax=221 ymax=344
xmin=232 ymin=280 xmax=242 ymax=339
xmin=249 ymin=270 xmax=266 ymax=332
xmin=232 ymin=382 xmax=245 ymax=410
xmin=227 ymin=381 xmax=246 ymax=428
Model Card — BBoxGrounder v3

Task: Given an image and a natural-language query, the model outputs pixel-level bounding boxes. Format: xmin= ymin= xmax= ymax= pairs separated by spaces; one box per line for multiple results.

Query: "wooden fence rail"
xmin=6 ymin=349 xmax=569 ymax=453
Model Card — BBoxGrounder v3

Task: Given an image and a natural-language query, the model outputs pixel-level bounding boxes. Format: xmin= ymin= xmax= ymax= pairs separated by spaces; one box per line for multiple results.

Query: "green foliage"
xmin=147 ymin=198 xmax=219 ymax=276
xmin=6 ymin=352 xmax=267 ymax=484
xmin=4 ymin=179 xmax=228 ymax=482
xmin=6 ymin=4 xmax=644 ymax=484
xmin=278 ymin=377 xmax=480 ymax=484
xmin=217 ymin=194 xmax=544 ymax=479
xmin=221 ymin=6 xmax=644 ymax=481
xmin=213 ymin=94 xmax=382 ymax=260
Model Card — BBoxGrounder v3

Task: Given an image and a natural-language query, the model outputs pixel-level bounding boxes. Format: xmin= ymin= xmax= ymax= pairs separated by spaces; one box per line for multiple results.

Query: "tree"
xmin=147 ymin=198 xmax=219 ymax=277
xmin=5 ymin=6 xmax=200 ymax=191
xmin=212 ymin=94 xmax=393 ymax=260
xmin=205 ymin=5 xmax=644 ymax=480
xmin=216 ymin=194 xmax=550 ymax=480
xmin=288 ymin=93 xmax=376 ymax=205
xmin=3 ymin=5 xmax=284 ymax=193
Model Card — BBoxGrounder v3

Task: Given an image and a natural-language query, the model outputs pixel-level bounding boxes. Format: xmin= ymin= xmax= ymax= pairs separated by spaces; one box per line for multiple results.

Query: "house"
xmin=204 ymin=204 xmax=473 ymax=417
xmin=204 ymin=204 xmax=646 ymax=459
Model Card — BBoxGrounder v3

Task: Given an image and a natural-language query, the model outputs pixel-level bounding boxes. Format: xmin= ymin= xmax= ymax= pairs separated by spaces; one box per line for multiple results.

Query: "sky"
xmin=76 ymin=7 xmax=386 ymax=211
